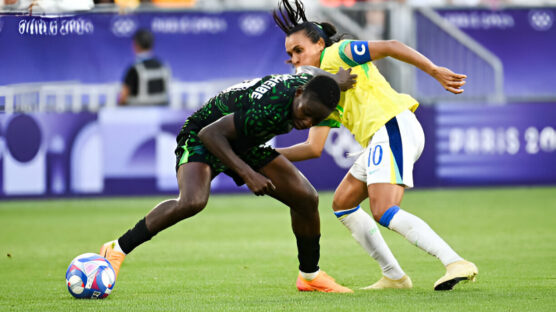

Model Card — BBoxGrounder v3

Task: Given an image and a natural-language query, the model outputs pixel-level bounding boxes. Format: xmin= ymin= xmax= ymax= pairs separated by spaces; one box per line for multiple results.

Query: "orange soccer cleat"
xmin=296 ymin=271 xmax=353 ymax=293
xmin=100 ymin=240 xmax=126 ymax=278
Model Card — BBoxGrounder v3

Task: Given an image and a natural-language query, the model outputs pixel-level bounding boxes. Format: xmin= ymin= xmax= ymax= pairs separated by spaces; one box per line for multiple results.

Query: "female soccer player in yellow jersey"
xmin=273 ymin=0 xmax=477 ymax=291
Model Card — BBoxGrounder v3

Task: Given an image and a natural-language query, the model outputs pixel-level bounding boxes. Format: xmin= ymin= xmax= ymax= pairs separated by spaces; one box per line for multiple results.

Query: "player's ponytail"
xmin=273 ymin=0 xmax=341 ymax=47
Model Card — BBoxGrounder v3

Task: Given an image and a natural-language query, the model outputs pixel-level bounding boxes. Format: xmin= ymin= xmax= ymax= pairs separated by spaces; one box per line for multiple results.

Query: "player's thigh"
xmin=366 ymin=110 xmax=424 ymax=188
xmin=258 ymin=155 xmax=318 ymax=208
xmin=174 ymin=126 xmax=218 ymax=209
xmin=176 ymin=161 xmax=212 ymax=210
xmin=332 ymin=172 xmax=368 ymax=211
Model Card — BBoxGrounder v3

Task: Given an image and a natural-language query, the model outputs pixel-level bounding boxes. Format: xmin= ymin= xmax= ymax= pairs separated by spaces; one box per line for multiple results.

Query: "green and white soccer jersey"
xmin=174 ymin=73 xmax=311 ymax=179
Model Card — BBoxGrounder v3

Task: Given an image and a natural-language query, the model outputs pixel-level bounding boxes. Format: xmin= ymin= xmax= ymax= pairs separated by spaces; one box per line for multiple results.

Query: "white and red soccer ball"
xmin=65 ymin=253 xmax=115 ymax=299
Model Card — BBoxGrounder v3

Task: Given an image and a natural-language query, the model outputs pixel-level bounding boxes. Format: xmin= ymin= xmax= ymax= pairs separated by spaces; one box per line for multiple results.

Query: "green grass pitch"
xmin=1 ymin=187 xmax=555 ymax=311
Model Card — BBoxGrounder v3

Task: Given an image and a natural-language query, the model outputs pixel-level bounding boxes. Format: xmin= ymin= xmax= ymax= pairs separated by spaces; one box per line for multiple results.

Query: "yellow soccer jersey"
xmin=318 ymin=40 xmax=419 ymax=147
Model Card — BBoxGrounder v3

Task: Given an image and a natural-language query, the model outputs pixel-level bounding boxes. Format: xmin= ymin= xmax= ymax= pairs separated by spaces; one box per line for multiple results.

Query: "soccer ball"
xmin=65 ymin=253 xmax=116 ymax=299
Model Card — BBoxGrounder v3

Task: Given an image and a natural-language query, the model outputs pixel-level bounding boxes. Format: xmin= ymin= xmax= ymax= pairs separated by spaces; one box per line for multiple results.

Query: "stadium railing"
xmin=1 ymin=82 xmax=118 ymax=113
xmin=414 ymin=7 xmax=504 ymax=104
xmin=0 ymin=78 xmax=259 ymax=113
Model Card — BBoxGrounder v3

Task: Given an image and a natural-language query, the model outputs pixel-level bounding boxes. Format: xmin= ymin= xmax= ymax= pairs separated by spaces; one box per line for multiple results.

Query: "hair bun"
xmin=320 ymin=22 xmax=337 ymax=38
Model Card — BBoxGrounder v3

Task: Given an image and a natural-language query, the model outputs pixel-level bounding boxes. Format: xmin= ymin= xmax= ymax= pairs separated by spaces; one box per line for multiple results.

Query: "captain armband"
xmin=349 ymin=41 xmax=372 ymax=64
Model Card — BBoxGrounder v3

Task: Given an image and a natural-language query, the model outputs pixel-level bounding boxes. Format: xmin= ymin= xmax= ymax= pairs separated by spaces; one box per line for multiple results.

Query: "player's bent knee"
xmin=302 ymin=187 xmax=319 ymax=207
xmin=371 ymin=210 xmax=384 ymax=223
xmin=288 ymin=176 xmax=318 ymax=204
xmin=332 ymin=193 xmax=352 ymax=211
xmin=174 ymin=198 xmax=207 ymax=219
xmin=368 ymin=198 xmax=392 ymax=222
xmin=291 ymin=187 xmax=319 ymax=213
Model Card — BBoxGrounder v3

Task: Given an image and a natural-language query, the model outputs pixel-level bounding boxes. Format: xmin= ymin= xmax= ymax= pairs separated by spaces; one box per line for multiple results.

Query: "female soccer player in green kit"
xmin=100 ymin=73 xmax=358 ymax=294
xmin=273 ymin=0 xmax=477 ymax=291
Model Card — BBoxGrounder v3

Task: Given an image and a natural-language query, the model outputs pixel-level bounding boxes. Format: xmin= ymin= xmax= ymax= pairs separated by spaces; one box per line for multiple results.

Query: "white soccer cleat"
xmin=434 ymin=260 xmax=478 ymax=291
xmin=362 ymin=275 xmax=413 ymax=290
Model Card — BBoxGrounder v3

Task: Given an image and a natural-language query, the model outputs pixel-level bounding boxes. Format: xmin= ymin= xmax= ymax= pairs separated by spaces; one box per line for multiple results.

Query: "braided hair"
xmin=272 ymin=0 xmax=341 ymax=47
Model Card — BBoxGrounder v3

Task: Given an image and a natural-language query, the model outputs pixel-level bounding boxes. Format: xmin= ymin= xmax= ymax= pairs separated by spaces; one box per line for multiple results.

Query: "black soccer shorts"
xmin=174 ymin=120 xmax=279 ymax=186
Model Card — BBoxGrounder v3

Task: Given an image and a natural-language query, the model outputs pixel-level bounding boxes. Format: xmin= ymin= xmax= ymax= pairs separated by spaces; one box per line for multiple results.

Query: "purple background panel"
xmin=437 ymin=8 xmax=556 ymax=98
xmin=0 ymin=12 xmax=290 ymax=85
xmin=434 ymin=102 xmax=556 ymax=185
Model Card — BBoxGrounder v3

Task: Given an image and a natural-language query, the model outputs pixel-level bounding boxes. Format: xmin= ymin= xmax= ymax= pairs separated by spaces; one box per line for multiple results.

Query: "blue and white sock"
xmin=335 ymin=206 xmax=405 ymax=280
xmin=379 ymin=206 xmax=462 ymax=266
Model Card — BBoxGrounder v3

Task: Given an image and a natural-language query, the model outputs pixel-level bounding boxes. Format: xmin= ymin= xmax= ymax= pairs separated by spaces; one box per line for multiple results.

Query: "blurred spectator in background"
xmin=1 ymin=0 xmax=94 ymax=12
xmin=319 ymin=0 xmax=386 ymax=40
xmin=364 ymin=0 xmax=386 ymax=40
xmin=1 ymin=0 xmax=18 ymax=6
xmin=114 ymin=0 xmax=139 ymax=9
xmin=151 ymin=0 xmax=196 ymax=7
xmin=320 ymin=0 xmax=356 ymax=6
xmin=119 ymin=29 xmax=171 ymax=107
xmin=402 ymin=0 xmax=446 ymax=6
xmin=315 ymin=0 xmax=556 ymax=7
xmin=402 ymin=0 xmax=556 ymax=6
xmin=111 ymin=0 xmax=195 ymax=9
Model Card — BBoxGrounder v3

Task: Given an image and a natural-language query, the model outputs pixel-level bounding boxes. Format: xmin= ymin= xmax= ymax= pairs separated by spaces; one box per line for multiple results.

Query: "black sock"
xmin=295 ymin=234 xmax=320 ymax=273
xmin=118 ymin=217 xmax=154 ymax=254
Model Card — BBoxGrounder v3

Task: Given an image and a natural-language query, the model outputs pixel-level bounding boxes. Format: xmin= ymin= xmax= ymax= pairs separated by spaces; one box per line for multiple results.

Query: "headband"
xmin=312 ymin=23 xmax=329 ymax=41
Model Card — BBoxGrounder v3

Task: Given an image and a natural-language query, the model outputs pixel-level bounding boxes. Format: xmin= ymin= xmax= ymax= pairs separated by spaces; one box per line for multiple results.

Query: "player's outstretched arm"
xmin=344 ymin=40 xmax=466 ymax=94
xmin=276 ymin=126 xmax=331 ymax=162
xmin=198 ymin=114 xmax=276 ymax=196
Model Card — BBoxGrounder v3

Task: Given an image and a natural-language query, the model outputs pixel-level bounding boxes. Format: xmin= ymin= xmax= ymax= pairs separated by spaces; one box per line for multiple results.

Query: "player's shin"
xmin=295 ymin=234 xmax=320 ymax=277
xmin=335 ymin=206 xmax=405 ymax=280
xmin=379 ymin=206 xmax=462 ymax=266
xmin=118 ymin=217 xmax=155 ymax=255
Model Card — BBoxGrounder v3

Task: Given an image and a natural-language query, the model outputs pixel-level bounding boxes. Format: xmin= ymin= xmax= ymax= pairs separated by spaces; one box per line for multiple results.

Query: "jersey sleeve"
xmin=342 ymin=40 xmax=372 ymax=65
xmin=321 ymin=40 xmax=372 ymax=72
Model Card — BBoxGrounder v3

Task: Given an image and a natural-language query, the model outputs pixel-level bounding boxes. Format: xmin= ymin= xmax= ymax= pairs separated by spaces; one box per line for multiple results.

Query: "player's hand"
xmin=243 ymin=171 xmax=276 ymax=196
xmin=334 ymin=67 xmax=358 ymax=91
xmin=431 ymin=66 xmax=466 ymax=94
